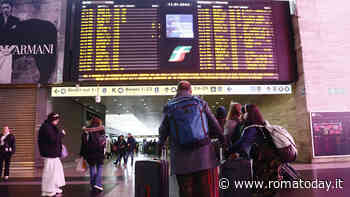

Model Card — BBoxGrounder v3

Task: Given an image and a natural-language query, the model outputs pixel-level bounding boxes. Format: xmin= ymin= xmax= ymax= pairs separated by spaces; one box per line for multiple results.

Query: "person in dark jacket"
xmin=0 ymin=0 xmax=20 ymax=35
xmin=126 ymin=133 xmax=136 ymax=165
xmin=159 ymin=81 xmax=226 ymax=197
xmin=38 ymin=112 xmax=66 ymax=197
xmin=228 ymin=104 xmax=265 ymax=159
xmin=113 ymin=135 xmax=127 ymax=166
xmin=80 ymin=117 xmax=106 ymax=192
xmin=215 ymin=106 xmax=227 ymax=128
xmin=0 ymin=126 xmax=15 ymax=181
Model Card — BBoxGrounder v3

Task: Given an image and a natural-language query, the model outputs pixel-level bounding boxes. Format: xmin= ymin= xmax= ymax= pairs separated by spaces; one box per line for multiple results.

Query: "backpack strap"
xmin=240 ymin=124 xmax=265 ymax=138
xmin=199 ymin=101 xmax=208 ymax=137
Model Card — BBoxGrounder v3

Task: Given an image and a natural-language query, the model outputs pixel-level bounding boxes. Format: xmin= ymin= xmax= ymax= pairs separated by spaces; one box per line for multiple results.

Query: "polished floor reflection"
xmin=0 ymin=154 xmax=349 ymax=197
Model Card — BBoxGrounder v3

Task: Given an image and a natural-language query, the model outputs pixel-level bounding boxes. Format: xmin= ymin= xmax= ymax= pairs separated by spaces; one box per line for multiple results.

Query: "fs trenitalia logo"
xmin=168 ymin=46 xmax=192 ymax=62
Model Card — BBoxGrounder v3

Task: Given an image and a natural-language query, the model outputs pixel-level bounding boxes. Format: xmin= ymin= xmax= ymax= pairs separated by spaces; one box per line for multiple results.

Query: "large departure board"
xmin=78 ymin=3 xmax=160 ymax=73
xmin=72 ymin=0 xmax=295 ymax=84
xmin=197 ymin=5 xmax=276 ymax=72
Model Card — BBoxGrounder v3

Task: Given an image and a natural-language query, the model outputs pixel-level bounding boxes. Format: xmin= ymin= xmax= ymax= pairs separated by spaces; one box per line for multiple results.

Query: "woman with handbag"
xmin=80 ymin=117 xmax=106 ymax=192
xmin=0 ymin=126 xmax=15 ymax=181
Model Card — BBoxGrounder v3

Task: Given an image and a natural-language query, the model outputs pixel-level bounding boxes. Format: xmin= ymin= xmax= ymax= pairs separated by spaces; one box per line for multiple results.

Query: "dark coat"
xmin=80 ymin=127 xmax=106 ymax=165
xmin=38 ymin=121 xmax=64 ymax=158
xmin=229 ymin=125 xmax=265 ymax=159
xmin=116 ymin=139 xmax=127 ymax=154
xmin=0 ymin=133 xmax=16 ymax=156
xmin=0 ymin=15 xmax=20 ymax=35
xmin=127 ymin=136 xmax=136 ymax=152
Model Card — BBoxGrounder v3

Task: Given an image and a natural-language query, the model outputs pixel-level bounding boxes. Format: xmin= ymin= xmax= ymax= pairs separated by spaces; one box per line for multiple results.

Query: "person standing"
xmin=80 ymin=117 xmax=106 ymax=192
xmin=224 ymin=102 xmax=242 ymax=148
xmin=38 ymin=113 xmax=66 ymax=197
xmin=0 ymin=126 xmax=15 ymax=181
xmin=159 ymin=81 xmax=225 ymax=197
xmin=215 ymin=106 xmax=227 ymax=128
xmin=0 ymin=0 xmax=20 ymax=34
xmin=126 ymin=133 xmax=136 ymax=165
xmin=0 ymin=0 xmax=20 ymax=84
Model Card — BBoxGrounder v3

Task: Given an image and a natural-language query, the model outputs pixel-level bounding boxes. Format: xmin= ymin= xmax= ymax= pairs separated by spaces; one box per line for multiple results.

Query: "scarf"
xmin=0 ymin=132 xmax=9 ymax=146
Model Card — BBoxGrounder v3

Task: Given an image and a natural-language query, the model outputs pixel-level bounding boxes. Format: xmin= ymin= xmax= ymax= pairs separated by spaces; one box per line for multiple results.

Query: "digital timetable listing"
xmin=73 ymin=0 xmax=296 ymax=83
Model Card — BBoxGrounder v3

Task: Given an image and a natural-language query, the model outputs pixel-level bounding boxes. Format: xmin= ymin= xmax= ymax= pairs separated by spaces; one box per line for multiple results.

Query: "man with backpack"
xmin=159 ymin=81 xmax=225 ymax=197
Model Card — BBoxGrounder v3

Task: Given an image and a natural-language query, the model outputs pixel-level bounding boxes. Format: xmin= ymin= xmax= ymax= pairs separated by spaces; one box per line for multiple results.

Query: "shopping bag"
xmin=61 ymin=144 xmax=69 ymax=159
xmin=76 ymin=157 xmax=88 ymax=172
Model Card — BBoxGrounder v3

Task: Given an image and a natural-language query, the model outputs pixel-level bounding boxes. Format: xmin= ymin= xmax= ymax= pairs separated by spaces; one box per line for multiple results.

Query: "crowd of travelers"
xmin=159 ymin=80 xmax=299 ymax=197
xmin=33 ymin=80 xmax=298 ymax=196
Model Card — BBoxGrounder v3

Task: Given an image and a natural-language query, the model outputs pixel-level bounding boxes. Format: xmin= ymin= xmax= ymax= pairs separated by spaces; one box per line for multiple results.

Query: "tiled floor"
xmin=0 ymin=154 xmax=349 ymax=197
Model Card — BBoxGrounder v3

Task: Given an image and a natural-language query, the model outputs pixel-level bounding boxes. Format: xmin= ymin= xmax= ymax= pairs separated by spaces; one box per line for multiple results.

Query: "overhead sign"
xmin=51 ymin=84 xmax=292 ymax=97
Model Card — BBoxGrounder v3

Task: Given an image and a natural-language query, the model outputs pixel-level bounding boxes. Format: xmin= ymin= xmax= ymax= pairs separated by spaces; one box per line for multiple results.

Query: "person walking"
xmin=113 ymin=135 xmax=127 ymax=167
xmin=0 ymin=125 xmax=15 ymax=181
xmin=159 ymin=81 xmax=226 ymax=197
xmin=126 ymin=133 xmax=136 ymax=165
xmin=80 ymin=117 xmax=106 ymax=192
xmin=38 ymin=113 xmax=66 ymax=196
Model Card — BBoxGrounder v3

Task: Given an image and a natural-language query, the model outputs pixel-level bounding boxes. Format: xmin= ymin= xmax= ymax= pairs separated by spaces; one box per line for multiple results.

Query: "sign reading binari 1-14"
xmin=0 ymin=0 xmax=64 ymax=84
xmin=71 ymin=0 xmax=296 ymax=84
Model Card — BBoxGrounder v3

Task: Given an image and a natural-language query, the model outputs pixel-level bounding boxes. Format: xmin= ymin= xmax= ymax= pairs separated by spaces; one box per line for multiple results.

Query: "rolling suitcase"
xmin=135 ymin=149 xmax=169 ymax=197
xmin=219 ymin=158 xmax=253 ymax=197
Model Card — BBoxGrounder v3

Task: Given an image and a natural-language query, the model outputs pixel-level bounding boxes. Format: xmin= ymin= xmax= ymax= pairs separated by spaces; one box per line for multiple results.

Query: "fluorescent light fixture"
xmin=197 ymin=1 xmax=212 ymax=4
xmin=215 ymin=1 xmax=228 ymax=4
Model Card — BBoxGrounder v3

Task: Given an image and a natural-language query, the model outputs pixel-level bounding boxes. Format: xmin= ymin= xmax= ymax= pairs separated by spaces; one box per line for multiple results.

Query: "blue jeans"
xmin=89 ymin=164 xmax=103 ymax=187
xmin=116 ymin=153 xmax=127 ymax=164
xmin=126 ymin=151 xmax=134 ymax=164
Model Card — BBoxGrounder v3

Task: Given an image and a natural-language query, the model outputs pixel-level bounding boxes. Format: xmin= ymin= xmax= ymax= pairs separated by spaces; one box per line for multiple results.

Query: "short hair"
xmin=1 ymin=0 xmax=13 ymax=7
xmin=216 ymin=106 xmax=227 ymax=119
xmin=177 ymin=80 xmax=191 ymax=92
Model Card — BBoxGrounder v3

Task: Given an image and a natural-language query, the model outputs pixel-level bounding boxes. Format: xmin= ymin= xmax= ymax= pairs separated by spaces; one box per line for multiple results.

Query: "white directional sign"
xmin=51 ymin=85 xmax=292 ymax=97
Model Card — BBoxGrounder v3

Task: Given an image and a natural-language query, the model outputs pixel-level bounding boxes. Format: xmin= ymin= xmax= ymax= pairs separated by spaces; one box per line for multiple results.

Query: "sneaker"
xmin=41 ymin=191 xmax=56 ymax=196
xmin=56 ymin=188 xmax=63 ymax=194
xmin=93 ymin=185 xmax=104 ymax=192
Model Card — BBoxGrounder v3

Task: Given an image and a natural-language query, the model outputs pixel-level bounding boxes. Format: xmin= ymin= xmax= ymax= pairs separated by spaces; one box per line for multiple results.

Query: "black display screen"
xmin=71 ymin=0 xmax=296 ymax=84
